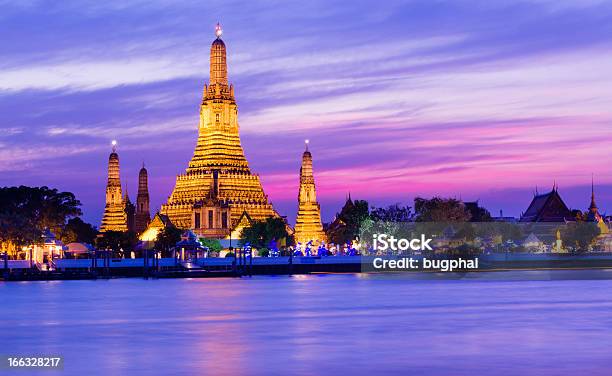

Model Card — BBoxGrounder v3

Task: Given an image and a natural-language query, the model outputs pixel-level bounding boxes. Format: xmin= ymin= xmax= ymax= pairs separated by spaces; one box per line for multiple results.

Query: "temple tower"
xmin=161 ymin=24 xmax=277 ymax=230
xmin=135 ymin=164 xmax=151 ymax=233
xmin=100 ymin=141 xmax=128 ymax=232
xmin=294 ymin=140 xmax=326 ymax=245
xmin=587 ymin=175 xmax=602 ymax=222
xmin=124 ymin=186 xmax=135 ymax=232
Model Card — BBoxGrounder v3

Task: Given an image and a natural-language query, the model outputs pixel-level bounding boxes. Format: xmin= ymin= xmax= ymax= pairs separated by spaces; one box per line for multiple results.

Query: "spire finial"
xmin=215 ymin=22 xmax=223 ymax=38
xmin=111 ymin=140 xmax=117 ymax=153
xmin=305 ymin=139 xmax=309 ymax=151
xmin=590 ymin=173 xmax=598 ymax=210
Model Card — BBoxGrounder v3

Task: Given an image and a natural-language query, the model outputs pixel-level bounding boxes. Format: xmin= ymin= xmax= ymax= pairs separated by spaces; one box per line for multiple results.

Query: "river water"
xmin=2 ymin=271 xmax=612 ymax=375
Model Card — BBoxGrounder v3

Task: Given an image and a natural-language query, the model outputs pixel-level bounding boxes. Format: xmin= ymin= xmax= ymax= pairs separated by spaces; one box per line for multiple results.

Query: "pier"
xmin=4 ymin=252 xmax=612 ymax=281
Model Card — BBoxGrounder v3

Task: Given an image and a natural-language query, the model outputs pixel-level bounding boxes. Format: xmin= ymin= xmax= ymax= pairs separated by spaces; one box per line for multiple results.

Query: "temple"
xmin=586 ymin=177 xmax=609 ymax=238
xmin=124 ymin=186 xmax=135 ymax=232
xmin=519 ymin=184 xmax=573 ymax=222
xmin=134 ymin=164 xmax=151 ymax=234
xmin=586 ymin=176 xmax=603 ymax=222
xmin=160 ymin=24 xmax=278 ymax=236
xmin=294 ymin=141 xmax=326 ymax=245
xmin=100 ymin=141 xmax=128 ymax=232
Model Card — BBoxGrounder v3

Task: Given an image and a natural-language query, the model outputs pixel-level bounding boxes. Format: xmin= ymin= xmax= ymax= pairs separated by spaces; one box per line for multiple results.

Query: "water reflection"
xmin=1 ymin=272 xmax=612 ymax=375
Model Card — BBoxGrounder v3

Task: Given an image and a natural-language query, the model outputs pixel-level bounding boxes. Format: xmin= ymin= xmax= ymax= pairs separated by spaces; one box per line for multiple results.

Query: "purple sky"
xmin=1 ymin=0 xmax=611 ymax=227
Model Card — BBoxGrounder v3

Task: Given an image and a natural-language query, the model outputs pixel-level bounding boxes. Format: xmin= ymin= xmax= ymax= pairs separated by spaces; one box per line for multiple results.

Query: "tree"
xmin=240 ymin=217 xmax=288 ymax=249
xmin=464 ymin=202 xmax=493 ymax=222
xmin=562 ymin=222 xmax=600 ymax=251
xmin=370 ymin=204 xmax=413 ymax=222
xmin=327 ymin=199 xmax=370 ymax=244
xmin=96 ymin=231 xmax=138 ymax=258
xmin=0 ymin=186 xmax=82 ymax=258
xmin=414 ymin=197 xmax=471 ymax=222
xmin=154 ymin=226 xmax=182 ymax=257
xmin=199 ymin=238 xmax=222 ymax=253
xmin=60 ymin=217 xmax=98 ymax=244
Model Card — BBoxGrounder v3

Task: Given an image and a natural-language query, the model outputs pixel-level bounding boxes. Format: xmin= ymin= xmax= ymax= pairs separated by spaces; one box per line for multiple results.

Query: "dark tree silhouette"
xmin=0 ymin=186 xmax=82 ymax=257
xmin=240 ymin=217 xmax=288 ymax=249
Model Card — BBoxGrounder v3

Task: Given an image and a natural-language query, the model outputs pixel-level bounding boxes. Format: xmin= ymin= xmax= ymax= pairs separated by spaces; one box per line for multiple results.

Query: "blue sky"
xmin=1 ymin=0 xmax=611 ymax=226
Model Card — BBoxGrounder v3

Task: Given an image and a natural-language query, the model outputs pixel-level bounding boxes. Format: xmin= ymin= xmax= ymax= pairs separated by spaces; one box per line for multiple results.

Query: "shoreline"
xmin=4 ymin=254 xmax=612 ymax=281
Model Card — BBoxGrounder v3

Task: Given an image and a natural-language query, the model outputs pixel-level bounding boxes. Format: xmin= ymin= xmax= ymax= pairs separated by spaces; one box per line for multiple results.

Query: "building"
xmin=522 ymin=233 xmax=545 ymax=252
xmin=160 ymin=24 xmax=278 ymax=233
xmin=587 ymin=178 xmax=611 ymax=250
xmin=139 ymin=213 xmax=173 ymax=243
xmin=134 ymin=164 xmax=151 ymax=234
xmin=586 ymin=177 xmax=604 ymax=223
xmin=519 ymin=185 xmax=573 ymax=222
xmin=294 ymin=141 xmax=326 ymax=245
xmin=192 ymin=171 xmax=232 ymax=238
xmin=124 ymin=186 xmax=135 ymax=232
xmin=100 ymin=141 xmax=128 ymax=232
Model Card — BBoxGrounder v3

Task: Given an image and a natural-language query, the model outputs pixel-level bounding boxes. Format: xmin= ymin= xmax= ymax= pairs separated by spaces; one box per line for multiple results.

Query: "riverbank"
xmin=4 ymin=253 xmax=612 ymax=281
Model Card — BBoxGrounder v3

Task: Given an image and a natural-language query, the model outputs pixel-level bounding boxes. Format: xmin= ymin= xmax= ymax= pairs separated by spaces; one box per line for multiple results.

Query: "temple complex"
xmin=100 ymin=141 xmax=128 ymax=232
xmin=294 ymin=141 xmax=326 ymax=245
xmin=134 ymin=164 xmax=151 ymax=234
xmin=160 ymin=24 xmax=278 ymax=235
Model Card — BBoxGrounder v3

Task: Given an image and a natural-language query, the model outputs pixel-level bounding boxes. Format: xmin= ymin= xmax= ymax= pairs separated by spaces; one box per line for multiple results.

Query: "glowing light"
xmin=305 ymin=139 xmax=309 ymax=144
xmin=111 ymin=140 xmax=117 ymax=146
xmin=215 ymin=23 xmax=223 ymax=38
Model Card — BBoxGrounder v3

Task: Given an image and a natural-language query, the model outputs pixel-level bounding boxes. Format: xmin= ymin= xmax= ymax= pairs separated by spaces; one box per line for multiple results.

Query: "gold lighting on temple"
xmin=160 ymin=24 xmax=278 ymax=236
xmin=100 ymin=140 xmax=128 ymax=232
xmin=294 ymin=140 xmax=326 ymax=245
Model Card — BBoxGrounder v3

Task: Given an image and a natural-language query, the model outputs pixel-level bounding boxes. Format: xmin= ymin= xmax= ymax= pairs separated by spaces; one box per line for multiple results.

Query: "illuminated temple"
xmin=160 ymin=24 xmax=278 ymax=236
xmin=294 ymin=141 xmax=326 ymax=245
xmin=100 ymin=142 xmax=128 ymax=232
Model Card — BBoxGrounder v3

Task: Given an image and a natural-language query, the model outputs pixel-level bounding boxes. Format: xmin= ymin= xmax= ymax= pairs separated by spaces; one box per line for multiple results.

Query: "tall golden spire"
xmin=210 ymin=22 xmax=228 ymax=86
xmin=294 ymin=140 xmax=326 ymax=245
xmin=161 ymin=25 xmax=277 ymax=230
xmin=100 ymin=140 xmax=128 ymax=232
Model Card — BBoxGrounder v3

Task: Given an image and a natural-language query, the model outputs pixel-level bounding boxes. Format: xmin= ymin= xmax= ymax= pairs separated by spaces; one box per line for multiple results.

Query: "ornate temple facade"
xmin=160 ymin=24 xmax=278 ymax=235
xmin=294 ymin=141 xmax=326 ymax=245
xmin=134 ymin=164 xmax=151 ymax=234
xmin=100 ymin=143 xmax=128 ymax=232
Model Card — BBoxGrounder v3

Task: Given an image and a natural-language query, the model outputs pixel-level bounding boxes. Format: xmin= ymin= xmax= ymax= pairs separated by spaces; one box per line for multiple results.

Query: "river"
xmin=2 ymin=271 xmax=612 ymax=375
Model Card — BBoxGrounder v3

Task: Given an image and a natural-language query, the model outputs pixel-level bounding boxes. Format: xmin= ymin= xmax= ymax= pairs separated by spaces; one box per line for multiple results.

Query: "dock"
xmin=3 ymin=253 xmax=612 ymax=281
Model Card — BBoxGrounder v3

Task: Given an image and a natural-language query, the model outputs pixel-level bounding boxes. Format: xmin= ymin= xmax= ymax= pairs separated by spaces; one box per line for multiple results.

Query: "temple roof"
xmin=212 ymin=38 xmax=225 ymax=47
xmin=520 ymin=188 xmax=572 ymax=222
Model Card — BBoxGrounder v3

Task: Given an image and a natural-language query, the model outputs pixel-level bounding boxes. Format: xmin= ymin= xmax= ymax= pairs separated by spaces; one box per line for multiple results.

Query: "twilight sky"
xmin=1 ymin=0 xmax=611 ymax=226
